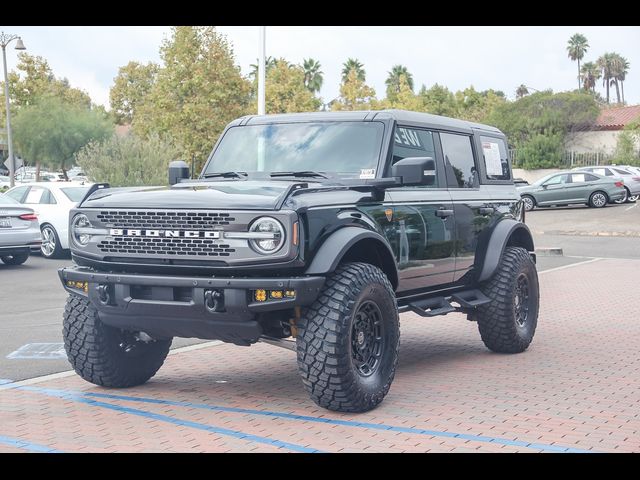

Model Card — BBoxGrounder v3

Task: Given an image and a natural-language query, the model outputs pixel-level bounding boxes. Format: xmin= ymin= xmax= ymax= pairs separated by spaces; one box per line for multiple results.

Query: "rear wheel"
xmin=296 ymin=262 xmax=400 ymax=413
xmin=589 ymin=191 xmax=608 ymax=208
xmin=1 ymin=252 xmax=29 ymax=265
xmin=627 ymin=194 xmax=638 ymax=203
xmin=63 ymin=295 xmax=172 ymax=388
xmin=41 ymin=224 xmax=64 ymax=259
xmin=476 ymin=247 xmax=539 ymax=353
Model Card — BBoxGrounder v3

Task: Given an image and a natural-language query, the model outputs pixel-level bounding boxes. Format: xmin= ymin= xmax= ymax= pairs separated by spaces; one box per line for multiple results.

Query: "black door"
xmin=384 ymin=126 xmax=456 ymax=295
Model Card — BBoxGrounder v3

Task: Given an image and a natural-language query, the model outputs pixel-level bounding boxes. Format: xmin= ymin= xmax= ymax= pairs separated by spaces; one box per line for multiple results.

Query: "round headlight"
xmin=72 ymin=214 xmax=92 ymax=247
xmin=249 ymin=217 xmax=285 ymax=254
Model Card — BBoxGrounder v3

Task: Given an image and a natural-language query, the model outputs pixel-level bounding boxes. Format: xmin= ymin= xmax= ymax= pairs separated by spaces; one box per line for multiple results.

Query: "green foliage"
xmin=376 ymin=76 xmax=423 ymax=111
xmin=489 ymin=90 xmax=598 ymax=169
xmin=567 ymin=33 xmax=589 ymax=90
xmin=420 ymin=84 xmax=460 ymax=117
xmin=613 ymin=121 xmax=640 ymax=166
xmin=264 ymin=60 xmax=321 ymax=114
xmin=385 ymin=65 xmax=414 ymax=101
xmin=133 ymin=26 xmax=252 ymax=173
xmin=455 ymin=87 xmax=506 ymax=123
xmin=341 ymin=58 xmax=366 ymax=82
xmin=109 ymin=61 xmax=159 ymax=125
xmin=302 ymin=58 xmax=323 ymax=94
xmin=12 ymin=96 xmax=113 ymax=174
xmin=75 ymin=132 xmax=179 ymax=187
xmin=331 ymin=69 xmax=377 ymax=111
xmin=2 ymin=53 xmax=92 ymax=112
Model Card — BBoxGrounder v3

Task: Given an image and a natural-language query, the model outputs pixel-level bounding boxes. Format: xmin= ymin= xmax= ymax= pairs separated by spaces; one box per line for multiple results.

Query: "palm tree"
xmin=567 ymin=33 xmax=589 ymax=90
xmin=249 ymin=56 xmax=277 ymax=79
xmin=580 ymin=62 xmax=601 ymax=93
xmin=615 ymin=56 xmax=630 ymax=104
xmin=597 ymin=53 xmax=615 ymax=104
xmin=385 ymin=65 xmax=414 ymax=96
xmin=608 ymin=53 xmax=626 ymax=104
xmin=302 ymin=58 xmax=323 ymax=94
xmin=515 ymin=84 xmax=529 ymax=99
xmin=341 ymin=58 xmax=365 ymax=82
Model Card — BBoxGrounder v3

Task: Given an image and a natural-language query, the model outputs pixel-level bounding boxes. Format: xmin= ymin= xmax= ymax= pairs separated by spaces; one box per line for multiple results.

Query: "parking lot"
xmin=1 ymin=202 xmax=638 ymax=452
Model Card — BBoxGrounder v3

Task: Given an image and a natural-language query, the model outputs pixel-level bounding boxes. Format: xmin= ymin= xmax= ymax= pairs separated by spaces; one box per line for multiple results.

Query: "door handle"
xmin=478 ymin=207 xmax=494 ymax=215
xmin=435 ymin=208 xmax=454 ymax=218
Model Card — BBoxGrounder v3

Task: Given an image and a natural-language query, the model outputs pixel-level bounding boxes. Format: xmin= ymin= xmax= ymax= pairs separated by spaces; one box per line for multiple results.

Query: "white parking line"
xmin=625 ymin=203 xmax=638 ymax=211
xmin=7 ymin=343 xmax=66 ymax=360
xmin=538 ymin=257 xmax=601 ymax=275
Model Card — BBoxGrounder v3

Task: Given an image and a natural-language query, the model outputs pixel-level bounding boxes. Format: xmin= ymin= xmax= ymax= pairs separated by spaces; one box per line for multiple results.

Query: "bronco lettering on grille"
xmin=109 ymin=229 xmax=220 ymax=239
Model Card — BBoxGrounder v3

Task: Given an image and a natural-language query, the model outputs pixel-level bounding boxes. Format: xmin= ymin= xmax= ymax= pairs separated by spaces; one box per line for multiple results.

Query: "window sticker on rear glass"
xmin=394 ymin=128 xmax=423 ymax=149
xmin=360 ymin=168 xmax=376 ymax=179
xmin=482 ymin=141 xmax=503 ymax=176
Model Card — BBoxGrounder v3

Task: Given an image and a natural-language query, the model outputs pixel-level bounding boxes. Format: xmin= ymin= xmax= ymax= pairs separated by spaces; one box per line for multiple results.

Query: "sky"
xmin=4 ymin=26 xmax=640 ymax=109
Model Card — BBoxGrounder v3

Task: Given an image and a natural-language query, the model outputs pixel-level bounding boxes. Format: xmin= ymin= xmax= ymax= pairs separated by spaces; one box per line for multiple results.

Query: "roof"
xmin=238 ymin=109 xmax=502 ymax=134
xmin=593 ymin=105 xmax=640 ymax=131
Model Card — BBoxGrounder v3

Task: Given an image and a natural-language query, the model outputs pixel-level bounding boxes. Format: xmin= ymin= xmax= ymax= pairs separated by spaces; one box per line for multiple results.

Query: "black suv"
xmin=59 ymin=110 xmax=539 ymax=413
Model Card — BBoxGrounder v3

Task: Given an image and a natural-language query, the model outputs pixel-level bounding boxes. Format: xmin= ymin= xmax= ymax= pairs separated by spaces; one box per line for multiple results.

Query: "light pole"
xmin=1 ymin=32 xmax=26 ymax=188
xmin=257 ymin=26 xmax=265 ymax=116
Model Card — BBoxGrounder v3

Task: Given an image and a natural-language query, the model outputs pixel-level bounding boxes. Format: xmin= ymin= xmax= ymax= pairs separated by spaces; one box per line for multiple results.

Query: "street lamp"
xmin=1 ymin=32 xmax=26 ymax=188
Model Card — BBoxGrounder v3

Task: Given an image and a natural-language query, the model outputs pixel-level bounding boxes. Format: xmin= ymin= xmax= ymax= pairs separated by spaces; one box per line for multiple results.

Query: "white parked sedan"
xmin=4 ymin=182 xmax=92 ymax=258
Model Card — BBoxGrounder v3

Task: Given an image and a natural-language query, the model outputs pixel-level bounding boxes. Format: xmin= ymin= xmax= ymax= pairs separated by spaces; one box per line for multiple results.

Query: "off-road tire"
xmin=63 ymin=295 xmax=172 ymax=387
xmin=296 ymin=262 xmax=400 ymax=413
xmin=1 ymin=252 xmax=29 ymax=265
xmin=476 ymin=247 xmax=539 ymax=353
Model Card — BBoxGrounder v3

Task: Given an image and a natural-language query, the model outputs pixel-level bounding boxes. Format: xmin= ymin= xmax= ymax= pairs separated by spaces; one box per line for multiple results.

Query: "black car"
xmin=59 ymin=110 xmax=539 ymax=413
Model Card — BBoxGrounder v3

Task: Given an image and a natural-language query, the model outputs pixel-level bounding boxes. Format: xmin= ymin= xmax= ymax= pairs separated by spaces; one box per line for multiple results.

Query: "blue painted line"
xmin=0 ymin=379 xmax=13 ymax=386
xmin=0 ymin=434 xmax=63 ymax=453
xmin=18 ymin=386 xmax=320 ymax=453
xmin=82 ymin=390 xmax=594 ymax=453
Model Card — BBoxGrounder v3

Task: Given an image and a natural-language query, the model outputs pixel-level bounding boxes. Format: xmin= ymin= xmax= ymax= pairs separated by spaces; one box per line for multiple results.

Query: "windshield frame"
xmin=201 ymin=120 xmax=389 ymax=181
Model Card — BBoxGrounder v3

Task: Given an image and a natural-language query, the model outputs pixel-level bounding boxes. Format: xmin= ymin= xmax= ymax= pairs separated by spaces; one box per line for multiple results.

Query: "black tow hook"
xmin=204 ymin=289 xmax=224 ymax=313
xmin=97 ymin=284 xmax=112 ymax=306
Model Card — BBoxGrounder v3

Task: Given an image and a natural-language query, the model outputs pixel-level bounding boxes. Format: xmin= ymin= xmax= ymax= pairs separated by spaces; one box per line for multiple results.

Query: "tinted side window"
xmin=391 ymin=126 xmax=439 ymax=188
xmin=612 ymin=167 xmax=630 ymax=175
xmin=480 ymin=136 xmax=510 ymax=181
xmin=441 ymin=133 xmax=477 ymax=188
xmin=40 ymin=189 xmax=57 ymax=204
xmin=585 ymin=174 xmax=599 ymax=181
xmin=544 ymin=174 xmax=569 ymax=185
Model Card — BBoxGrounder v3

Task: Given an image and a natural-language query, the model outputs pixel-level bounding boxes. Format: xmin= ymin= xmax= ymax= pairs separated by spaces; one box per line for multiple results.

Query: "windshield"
xmin=61 ymin=187 xmax=89 ymax=202
xmin=203 ymin=122 xmax=385 ymax=179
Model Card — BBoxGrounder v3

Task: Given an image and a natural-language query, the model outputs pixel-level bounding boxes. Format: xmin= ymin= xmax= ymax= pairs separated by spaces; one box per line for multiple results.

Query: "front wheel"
xmin=521 ymin=195 xmax=535 ymax=211
xmin=63 ymin=295 xmax=172 ymax=387
xmin=296 ymin=263 xmax=400 ymax=413
xmin=476 ymin=247 xmax=539 ymax=353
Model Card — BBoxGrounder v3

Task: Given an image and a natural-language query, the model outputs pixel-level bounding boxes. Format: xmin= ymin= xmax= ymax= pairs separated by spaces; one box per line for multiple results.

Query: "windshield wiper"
xmin=270 ymin=171 xmax=328 ymax=179
xmin=202 ymin=171 xmax=248 ymax=179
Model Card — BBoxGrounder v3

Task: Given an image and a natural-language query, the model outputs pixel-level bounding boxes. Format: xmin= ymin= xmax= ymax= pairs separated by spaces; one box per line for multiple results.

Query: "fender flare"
xmin=477 ymin=219 xmax=535 ymax=282
xmin=305 ymin=227 xmax=398 ymax=289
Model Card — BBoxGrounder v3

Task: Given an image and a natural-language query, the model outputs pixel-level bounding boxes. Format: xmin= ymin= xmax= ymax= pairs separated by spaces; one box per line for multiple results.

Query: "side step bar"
xmin=406 ymin=289 xmax=491 ymax=318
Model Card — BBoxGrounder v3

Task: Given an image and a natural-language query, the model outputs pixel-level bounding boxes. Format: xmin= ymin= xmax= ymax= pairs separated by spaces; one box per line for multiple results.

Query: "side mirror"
xmin=541 ymin=184 xmax=548 ymax=189
xmin=168 ymin=160 xmax=190 ymax=185
xmin=391 ymin=157 xmax=436 ymax=186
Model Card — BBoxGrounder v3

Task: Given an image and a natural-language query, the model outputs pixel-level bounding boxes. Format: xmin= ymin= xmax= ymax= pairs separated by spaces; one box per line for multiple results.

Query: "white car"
xmin=4 ymin=182 xmax=92 ymax=258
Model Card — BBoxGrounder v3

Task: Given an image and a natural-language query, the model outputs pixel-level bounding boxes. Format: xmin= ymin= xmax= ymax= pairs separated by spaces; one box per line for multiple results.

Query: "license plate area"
xmin=0 ymin=218 xmax=10 ymax=228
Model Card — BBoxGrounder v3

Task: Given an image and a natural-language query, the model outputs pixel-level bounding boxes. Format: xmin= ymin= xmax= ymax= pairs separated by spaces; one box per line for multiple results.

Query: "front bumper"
xmin=58 ymin=266 xmax=325 ymax=345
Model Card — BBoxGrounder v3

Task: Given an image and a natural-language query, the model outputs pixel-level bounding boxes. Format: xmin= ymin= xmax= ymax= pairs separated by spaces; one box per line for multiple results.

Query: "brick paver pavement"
xmin=1 ymin=258 xmax=638 ymax=452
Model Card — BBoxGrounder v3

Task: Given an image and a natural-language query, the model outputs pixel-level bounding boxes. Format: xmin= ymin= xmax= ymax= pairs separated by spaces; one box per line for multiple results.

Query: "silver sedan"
xmin=0 ymin=194 xmax=42 ymax=265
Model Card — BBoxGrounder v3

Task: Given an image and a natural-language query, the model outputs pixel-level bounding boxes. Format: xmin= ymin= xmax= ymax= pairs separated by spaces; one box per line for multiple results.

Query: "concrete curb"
xmin=533 ymin=230 xmax=640 ymax=238
xmin=535 ymin=247 xmax=564 ymax=256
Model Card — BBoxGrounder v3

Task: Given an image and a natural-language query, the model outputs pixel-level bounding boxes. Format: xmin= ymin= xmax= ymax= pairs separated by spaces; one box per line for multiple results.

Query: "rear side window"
xmin=441 ymin=133 xmax=477 ymax=188
xmin=612 ymin=167 xmax=630 ymax=175
xmin=6 ymin=186 xmax=28 ymax=203
xmin=585 ymin=174 xmax=599 ymax=181
xmin=480 ymin=136 xmax=511 ymax=181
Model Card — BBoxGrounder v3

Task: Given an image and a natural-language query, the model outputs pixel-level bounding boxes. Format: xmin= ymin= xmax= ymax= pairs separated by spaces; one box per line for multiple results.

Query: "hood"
xmin=81 ymin=180 xmax=320 ymax=210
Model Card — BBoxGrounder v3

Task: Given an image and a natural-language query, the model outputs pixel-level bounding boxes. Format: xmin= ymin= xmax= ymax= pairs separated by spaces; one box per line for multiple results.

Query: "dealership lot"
xmin=0 ymin=203 xmax=638 ymax=452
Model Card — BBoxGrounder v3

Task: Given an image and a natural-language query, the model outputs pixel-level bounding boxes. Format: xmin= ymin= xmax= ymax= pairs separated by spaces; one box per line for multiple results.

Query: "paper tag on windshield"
xmin=360 ymin=169 xmax=376 ymax=179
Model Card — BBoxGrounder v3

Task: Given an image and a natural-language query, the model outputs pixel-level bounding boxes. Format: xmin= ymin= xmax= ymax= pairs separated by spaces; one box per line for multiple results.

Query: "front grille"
xmin=97 ymin=210 xmax=236 ymax=229
xmin=97 ymin=237 xmax=235 ymax=257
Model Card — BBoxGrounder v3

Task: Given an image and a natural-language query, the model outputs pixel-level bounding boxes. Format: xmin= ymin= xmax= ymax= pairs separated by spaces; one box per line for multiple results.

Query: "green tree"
xmin=134 ymin=26 xmax=252 ymax=173
xmin=265 ymin=59 xmax=321 ymax=114
xmin=341 ymin=58 xmax=365 ymax=82
xmin=612 ymin=120 xmax=640 ymax=165
xmin=618 ymin=57 xmax=630 ymax=104
xmin=249 ymin=56 xmax=277 ymax=80
xmin=76 ymin=132 xmax=179 ymax=186
xmin=385 ymin=65 xmax=414 ymax=100
xmin=332 ymin=69 xmax=376 ymax=111
xmin=302 ymin=58 xmax=323 ymax=94
xmin=516 ymin=84 xmax=529 ymax=99
xmin=597 ymin=53 xmax=616 ymax=104
xmin=377 ymin=76 xmax=424 ymax=111
xmin=12 ymin=96 xmax=113 ymax=178
xmin=580 ymin=62 xmax=601 ymax=93
xmin=419 ymin=83 xmax=459 ymax=117
xmin=455 ymin=87 xmax=506 ymax=123
xmin=1 ymin=53 xmax=92 ymax=113
xmin=567 ymin=33 xmax=589 ymax=90
xmin=109 ymin=61 xmax=159 ymax=125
